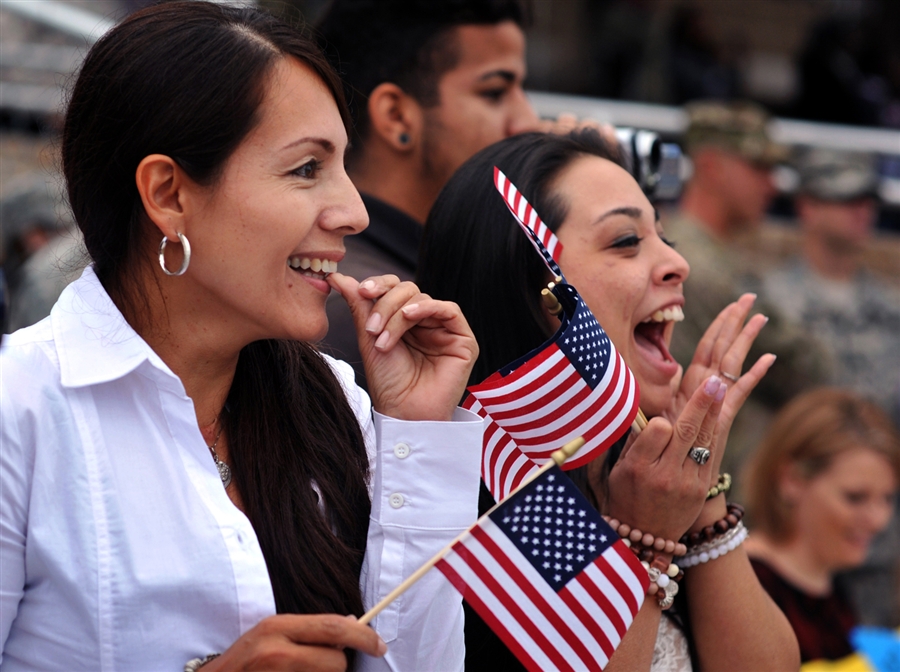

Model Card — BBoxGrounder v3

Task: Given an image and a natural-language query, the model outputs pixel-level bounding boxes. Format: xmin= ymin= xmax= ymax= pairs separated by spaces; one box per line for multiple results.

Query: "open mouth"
xmin=634 ymin=305 xmax=684 ymax=364
xmin=287 ymin=256 xmax=337 ymax=280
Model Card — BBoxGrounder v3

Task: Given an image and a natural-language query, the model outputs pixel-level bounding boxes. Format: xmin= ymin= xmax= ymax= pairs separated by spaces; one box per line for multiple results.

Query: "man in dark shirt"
xmin=316 ymin=0 xmax=540 ymax=387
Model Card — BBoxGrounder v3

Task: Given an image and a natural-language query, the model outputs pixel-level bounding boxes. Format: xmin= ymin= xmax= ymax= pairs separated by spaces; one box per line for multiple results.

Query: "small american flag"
xmin=464 ymin=169 xmax=640 ymax=501
xmin=436 ymin=465 xmax=647 ymax=671
xmin=494 ymin=167 xmax=563 ymax=273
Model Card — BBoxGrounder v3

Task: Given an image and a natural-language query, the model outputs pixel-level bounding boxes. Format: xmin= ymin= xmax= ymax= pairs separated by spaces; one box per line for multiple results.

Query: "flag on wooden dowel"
xmin=436 ymin=464 xmax=647 ymax=672
xmin=463 ymin=168 xmax=640 ymax=502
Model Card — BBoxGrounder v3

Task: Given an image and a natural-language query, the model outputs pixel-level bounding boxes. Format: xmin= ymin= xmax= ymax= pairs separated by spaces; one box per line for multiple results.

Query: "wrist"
xmin=688 ymin=494 xmax=727 ymax=533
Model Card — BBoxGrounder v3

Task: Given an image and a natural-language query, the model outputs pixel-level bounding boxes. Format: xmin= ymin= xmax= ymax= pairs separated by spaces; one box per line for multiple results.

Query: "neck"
xmin=350 ymin=147 xmax=438 ymax=225
xmin=803 ymin=233 xmax=860 ymax=281
xmin=679 ymin=182 xmax=735 ymax=241
xmin=747 ymin=532 xmax=833 ymax=596
xmin=115 ymin=264 xmax=242 ymax=428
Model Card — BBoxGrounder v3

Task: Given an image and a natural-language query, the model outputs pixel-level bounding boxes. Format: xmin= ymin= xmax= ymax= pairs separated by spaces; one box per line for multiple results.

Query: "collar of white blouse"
xmin=53 ymin=265 xmax=179 ymax=390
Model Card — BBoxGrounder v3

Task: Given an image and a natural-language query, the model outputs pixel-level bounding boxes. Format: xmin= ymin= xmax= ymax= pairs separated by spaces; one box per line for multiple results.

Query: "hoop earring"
xmin=158 ymin=232 xmax=191 ymax=276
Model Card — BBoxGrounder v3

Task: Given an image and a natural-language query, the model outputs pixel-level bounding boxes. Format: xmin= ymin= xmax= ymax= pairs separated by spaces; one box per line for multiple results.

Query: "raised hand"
xmin=605 ymin=376 xmax=726 ymax=542
xmin=328 ymin=272 xmax=478 ymax=421
xmin=205 ymin=614 xmax=385 ymax=672
xmin=666 ymin=293 xmax=776 ymax=482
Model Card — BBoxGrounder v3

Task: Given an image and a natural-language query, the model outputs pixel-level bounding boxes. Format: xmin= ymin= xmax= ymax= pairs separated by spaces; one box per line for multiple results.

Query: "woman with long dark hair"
xmin=418 ymin=130 xmax=800 ymax=671
xmin=0 ymin=3 xmax=482 ymax=670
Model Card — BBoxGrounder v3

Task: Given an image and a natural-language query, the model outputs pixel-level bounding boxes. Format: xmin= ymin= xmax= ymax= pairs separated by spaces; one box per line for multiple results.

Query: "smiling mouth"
xmin=288 ymin=256 xmax=337 ymax=280
xmin=634 ymin=306 xmax=684 ymax=364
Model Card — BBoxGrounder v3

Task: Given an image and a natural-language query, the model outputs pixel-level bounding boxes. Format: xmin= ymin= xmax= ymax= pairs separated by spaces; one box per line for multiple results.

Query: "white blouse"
xmin=0 ymin=267 xmax=483 ymax=672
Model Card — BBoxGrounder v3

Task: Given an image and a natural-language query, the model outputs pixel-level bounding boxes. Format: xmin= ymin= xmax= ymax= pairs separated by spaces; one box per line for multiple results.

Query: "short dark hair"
xmin=418 ymin=129 xmax=620 ymax=387
xmin=316 ymin=0 xmax=527 ymax=149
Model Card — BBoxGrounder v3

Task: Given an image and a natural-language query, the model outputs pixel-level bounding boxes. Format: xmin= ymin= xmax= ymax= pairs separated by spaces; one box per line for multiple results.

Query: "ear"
xmin=366 ymin=82 xmax=423 ymax=153
xmin=778 ymin=462 xmax=807 ymax=505
xmin=134 ymin=154 xmax=192 ymax=240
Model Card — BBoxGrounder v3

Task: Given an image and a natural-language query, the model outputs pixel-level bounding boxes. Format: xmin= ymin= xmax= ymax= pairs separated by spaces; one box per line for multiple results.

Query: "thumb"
xmin=328 ymin=273 xmax=374 ymax=338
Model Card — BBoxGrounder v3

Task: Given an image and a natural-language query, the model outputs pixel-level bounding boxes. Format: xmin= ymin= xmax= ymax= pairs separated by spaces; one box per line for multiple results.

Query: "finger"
xmin=709 ymin=293 xmax=756 ymax=367
xmin=664 ymin=375 xmax=723 ymax=464
xmin=278 ymin=614 xmax=387 ymax=657
xmin=362 ymin=281 xmax=421 ymax=344
xmin=690 ymin=381 xmax=726 ymax=479
xmin=622 ymin=416 xmax=674 ymax=463
xmin=712 ymin=353 xmax=777 ymax=455
xmin=717 ymin=313 xmax=769 ymax=380
xmin=375 ymin=296 xmax=472 ymax=353
xmin=691 ymin=300 xmax=736 ymax=367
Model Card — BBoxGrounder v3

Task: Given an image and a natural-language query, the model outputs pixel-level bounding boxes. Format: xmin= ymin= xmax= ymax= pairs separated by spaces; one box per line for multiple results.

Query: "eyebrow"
xmin=280 ymin=136 xmax=336 ymax=154
xmin=594 ymin=206 xmax=644 ymax=224
xmin=478 ymin=69 xmax=517 ymax=84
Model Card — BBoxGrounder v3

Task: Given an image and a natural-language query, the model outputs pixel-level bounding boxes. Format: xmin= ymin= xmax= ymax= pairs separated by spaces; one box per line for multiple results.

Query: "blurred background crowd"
xmin=1 ymin=0 xmax=898 ymax=667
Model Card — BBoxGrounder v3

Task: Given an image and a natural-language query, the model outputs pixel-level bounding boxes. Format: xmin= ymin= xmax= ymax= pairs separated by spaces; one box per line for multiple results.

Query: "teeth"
xmin=287 ymin=257 xmax=337 ymax=274
xmin=642 ymin=306 xmax=685 ymax=323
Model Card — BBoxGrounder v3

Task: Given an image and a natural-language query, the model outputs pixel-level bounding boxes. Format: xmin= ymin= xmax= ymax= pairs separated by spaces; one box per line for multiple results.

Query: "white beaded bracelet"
xmin=676 ymin=522 xmax=748 ymax=568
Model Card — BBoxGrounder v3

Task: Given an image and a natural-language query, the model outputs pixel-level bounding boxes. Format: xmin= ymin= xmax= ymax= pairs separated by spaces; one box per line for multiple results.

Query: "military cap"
xmin=683 ymin=100 xmax=788 ymax=165
xmin=795 ymin=147 xmax=879 ymax=201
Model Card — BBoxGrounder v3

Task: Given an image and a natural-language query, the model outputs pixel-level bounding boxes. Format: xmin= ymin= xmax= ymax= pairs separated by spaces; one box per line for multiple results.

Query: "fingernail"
xmin=715 ymin=384 xmax=727 ymax=402
xmin=361 ymin=280 xmax=376 ymax=292
xmin=762 ymin=315 xmax=770 ymax=324
xmin=377 ymin=637 xmax=387 ymax=655
xmin=704 ymin=376 xmax=721 ymax=395
xmin=401 ymin=303 xmax=419 ymax=317
xmin=375 ymin=330 xmax=390 ymax=350
xmin=365 ymin=313 xmax=382 ymax=333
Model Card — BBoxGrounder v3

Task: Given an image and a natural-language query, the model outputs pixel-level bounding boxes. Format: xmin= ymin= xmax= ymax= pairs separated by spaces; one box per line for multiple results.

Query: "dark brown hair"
xmin=62 ymin=0 xmax=370 ymax=632
xmin=745 ymin=387 xmax=900 ymax=541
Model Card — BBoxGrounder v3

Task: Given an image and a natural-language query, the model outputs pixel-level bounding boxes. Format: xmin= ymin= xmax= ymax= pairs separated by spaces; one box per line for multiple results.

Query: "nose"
xmin=507 ymin=89 xmax=540 ymax=136
xmin=321 ymin=171 xmax=369 ymax=235
xmin=864 ymin=496 xmax=895 ymax=535
xmin=655 ymin=238 xmax=690 ymax=286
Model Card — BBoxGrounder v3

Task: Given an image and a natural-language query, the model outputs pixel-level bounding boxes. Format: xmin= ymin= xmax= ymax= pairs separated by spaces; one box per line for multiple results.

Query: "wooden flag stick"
xmin=541 ymin=288 xmax=563 ymax=315
xmin=358 ymin=436 xmax=587 ymax=625
xmin=631 ymin=408 xmax=649 ymax=435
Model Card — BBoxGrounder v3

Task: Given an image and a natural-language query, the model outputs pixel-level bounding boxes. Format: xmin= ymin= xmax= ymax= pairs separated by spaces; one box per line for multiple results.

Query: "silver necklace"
xmin=207 ymin=424 xmax=232 ymax=488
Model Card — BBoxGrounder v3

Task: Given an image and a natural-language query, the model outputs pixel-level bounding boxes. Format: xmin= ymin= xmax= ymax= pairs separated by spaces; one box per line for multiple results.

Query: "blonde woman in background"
xmin=745 ymin=387 xmax=900 ymax=663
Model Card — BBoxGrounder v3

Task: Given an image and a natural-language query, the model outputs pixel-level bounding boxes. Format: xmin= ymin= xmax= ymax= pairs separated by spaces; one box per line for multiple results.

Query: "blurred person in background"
xmin=745 ymin=387 xmax=900 ymax=663
xmin=0 ymin=173 xmax=86 ymax=333
xmin=315 ymin=0 xmax=540 ymax=386
xmin=666 ymin=101 xmax=831 ymax=493
xmin=762 ymin=148 xmax=900 ymax=629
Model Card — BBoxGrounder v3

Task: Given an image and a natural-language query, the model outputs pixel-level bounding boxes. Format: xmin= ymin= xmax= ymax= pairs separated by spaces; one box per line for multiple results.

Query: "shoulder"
xmin=2 ymin=319 xmax=61 ymax=391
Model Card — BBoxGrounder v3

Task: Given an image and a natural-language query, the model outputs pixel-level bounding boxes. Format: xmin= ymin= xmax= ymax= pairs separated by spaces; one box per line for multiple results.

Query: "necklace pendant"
xmin=216 ymin=459 xmax=232 ymax=488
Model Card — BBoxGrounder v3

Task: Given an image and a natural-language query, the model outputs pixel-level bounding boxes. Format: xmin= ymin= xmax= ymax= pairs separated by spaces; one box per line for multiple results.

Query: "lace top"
xmin=651 ymin=615 xmax=693 ymax=672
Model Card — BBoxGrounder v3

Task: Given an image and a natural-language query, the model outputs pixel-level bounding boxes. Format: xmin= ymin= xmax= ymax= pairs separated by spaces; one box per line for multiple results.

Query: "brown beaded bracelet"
xmin=602 ymin=515 xmax=688 ymax=557
xmin=680 ymin=502 xmax=744 ymax=548
xmin=706 ymin=473 xmax=732 ymax=500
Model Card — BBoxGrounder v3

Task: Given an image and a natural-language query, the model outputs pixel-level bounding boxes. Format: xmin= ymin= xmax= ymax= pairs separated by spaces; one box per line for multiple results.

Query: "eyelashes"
xmin=609 ymin=234 xmax=643 ymax=249
xmin=292 ymin=158 xmax=321 ymax=179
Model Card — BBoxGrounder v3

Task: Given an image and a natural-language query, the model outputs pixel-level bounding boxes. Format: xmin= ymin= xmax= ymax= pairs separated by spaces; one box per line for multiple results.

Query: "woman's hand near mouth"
xmin=665 ymin=293 xmax=776 ymax=485
xmin=329 ymin=272 xmax=478 ymax=422
xmin=604 ymin=375 xmax=727 ymax=543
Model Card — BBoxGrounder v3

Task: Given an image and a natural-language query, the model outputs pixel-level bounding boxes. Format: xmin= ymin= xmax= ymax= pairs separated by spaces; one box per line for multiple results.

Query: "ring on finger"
xmin=720 ymin=371 xmax=740 ymax=383
xmin=688 ymin=446 xmax=711 ymax=465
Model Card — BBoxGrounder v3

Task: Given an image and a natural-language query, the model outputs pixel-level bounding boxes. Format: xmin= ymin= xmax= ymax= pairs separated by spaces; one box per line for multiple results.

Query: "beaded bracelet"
xmin=603 ymin=515 xmax=688 ymax=557
xmin=706 ymin=473 xmax=732 ymax=500
xmin=679 ymin=502 xmax=744 ymax=548
xmin=677 ymin=521 xmax=748 ymax=568
xmin=642 ymin=554 xmax=682 ymax=610
xmin=184 ymin=654 xmax=221 ymax=672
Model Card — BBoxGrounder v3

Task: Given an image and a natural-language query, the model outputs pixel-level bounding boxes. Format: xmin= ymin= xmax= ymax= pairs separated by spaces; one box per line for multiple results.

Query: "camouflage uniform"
xmin=665 ymin=212 xmax=833 ymax=489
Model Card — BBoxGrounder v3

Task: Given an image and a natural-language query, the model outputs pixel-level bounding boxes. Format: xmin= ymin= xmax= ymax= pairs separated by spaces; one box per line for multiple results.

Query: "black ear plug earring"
xmin=399 ymin=132 xmax=410 ymax=145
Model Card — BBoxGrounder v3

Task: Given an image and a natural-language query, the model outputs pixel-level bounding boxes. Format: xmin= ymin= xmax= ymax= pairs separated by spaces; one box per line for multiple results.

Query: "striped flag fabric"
xmin=494 ymin=167 xmax=563 ymax=274
xmin=463 ymin=169 xmax=640 ymax=500
xmin=436 ymin=464 xmax=647 ymax=671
